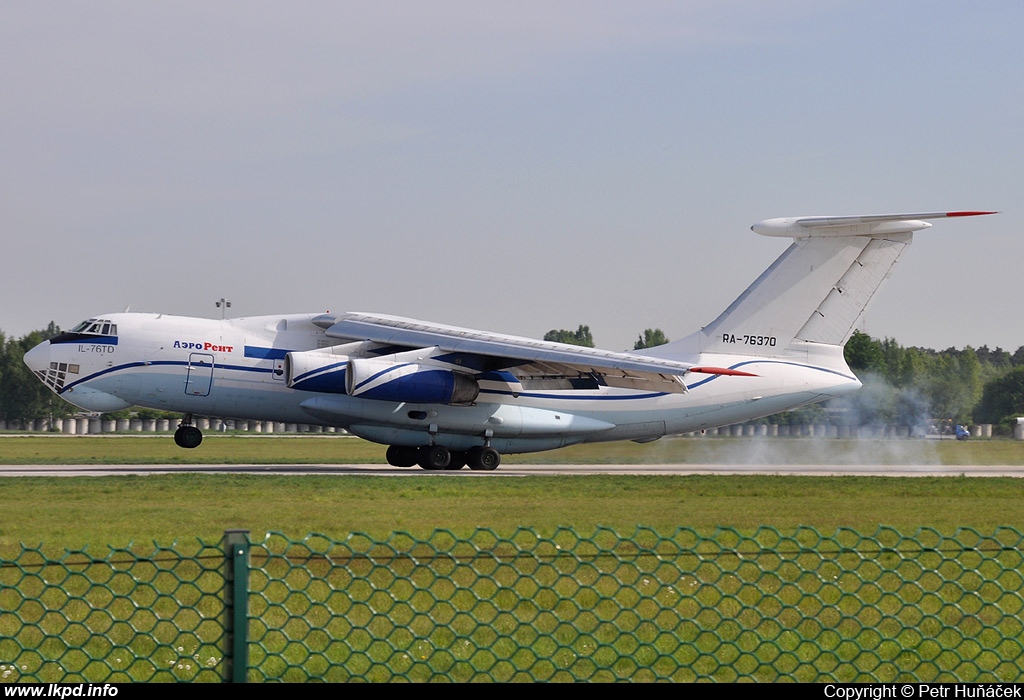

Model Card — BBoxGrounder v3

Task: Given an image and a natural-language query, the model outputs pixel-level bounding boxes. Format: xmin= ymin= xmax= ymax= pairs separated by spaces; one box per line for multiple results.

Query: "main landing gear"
xmin=385 ymin=444 xmax=501 ymax=471
xmin=174 ymin=415 xmax=203 ymax=449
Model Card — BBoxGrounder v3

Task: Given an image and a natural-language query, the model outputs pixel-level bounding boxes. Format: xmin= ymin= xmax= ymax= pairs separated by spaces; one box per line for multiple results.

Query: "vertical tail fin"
xmin=675 ymin=212 xmax=995 ymax=356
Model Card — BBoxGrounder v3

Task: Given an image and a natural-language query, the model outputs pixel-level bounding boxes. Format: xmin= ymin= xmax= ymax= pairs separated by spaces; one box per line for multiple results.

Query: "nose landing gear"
xmin=174 ymin=415 xmax=203 ymax=448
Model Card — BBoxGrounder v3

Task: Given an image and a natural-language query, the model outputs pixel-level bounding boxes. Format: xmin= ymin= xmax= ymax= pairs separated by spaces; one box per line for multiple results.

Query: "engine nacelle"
xmin=346 ymin=357 xmax=479 ymax=405
xmin=285 ymin=349 xmax=351 ymax=394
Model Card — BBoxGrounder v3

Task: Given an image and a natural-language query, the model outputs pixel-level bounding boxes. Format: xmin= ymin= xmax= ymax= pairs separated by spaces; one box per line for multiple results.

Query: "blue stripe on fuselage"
xmin=245 ymin=346 xmax=289 ymax=360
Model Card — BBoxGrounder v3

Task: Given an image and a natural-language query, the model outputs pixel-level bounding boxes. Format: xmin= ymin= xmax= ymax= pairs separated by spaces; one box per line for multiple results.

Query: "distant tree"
xmin=922 ymin=346 xmax=981 ymax=423
xmin=844 ymin=331 xmax=885 ymax=373
xmin=633 ymin=329 xmax=669 ymax=350
xmin=544 ymin=325 xmax=594 ymax=348
xmin=976 ymin=345 xmax=1012 ymax=371
xmin=975 ymin=367 xmax=1024 ymax=427
xmin=0 ymin=323 xmax=73 ymax=422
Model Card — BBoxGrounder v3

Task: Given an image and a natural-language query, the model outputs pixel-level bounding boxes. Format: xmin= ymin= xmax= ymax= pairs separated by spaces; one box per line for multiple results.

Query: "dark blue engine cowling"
xmin=346 ymin=358 xmax=479 ymax=405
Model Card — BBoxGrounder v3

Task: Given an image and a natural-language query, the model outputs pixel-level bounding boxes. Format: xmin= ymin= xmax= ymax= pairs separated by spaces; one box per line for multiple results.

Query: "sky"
xmin=2 ymin=1 xmax=1020 ymax=353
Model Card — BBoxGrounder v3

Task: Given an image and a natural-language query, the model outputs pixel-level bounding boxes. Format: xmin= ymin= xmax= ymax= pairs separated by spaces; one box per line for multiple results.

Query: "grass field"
xmin=1 ymin=435 xmax=1023 ymax=550
xmin=4 ymin=435 xmax=1024 ymax=682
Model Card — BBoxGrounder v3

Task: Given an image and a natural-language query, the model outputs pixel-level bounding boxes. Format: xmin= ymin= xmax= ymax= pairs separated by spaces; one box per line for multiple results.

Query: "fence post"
xmin=224 ymin=529 xmax=251 ymax=683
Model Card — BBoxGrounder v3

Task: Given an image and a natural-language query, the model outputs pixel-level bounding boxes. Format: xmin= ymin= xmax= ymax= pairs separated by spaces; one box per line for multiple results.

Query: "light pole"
xmin=216 ymin=298 xmax=232 ymax=319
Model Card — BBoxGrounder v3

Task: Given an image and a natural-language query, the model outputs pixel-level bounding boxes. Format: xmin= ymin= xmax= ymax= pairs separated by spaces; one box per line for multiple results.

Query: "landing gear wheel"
xmin=417 ymin=445 xmax=451 ymax=470
xmin=174 ymin=425 xmax=203 ymax=449
xmin=467 ymin=446 xmax=500 ymax=471
xmin=386 ymin=445 xmax=418 ymax=468
xmin=446 ymin=451 xmax=467 ymax=470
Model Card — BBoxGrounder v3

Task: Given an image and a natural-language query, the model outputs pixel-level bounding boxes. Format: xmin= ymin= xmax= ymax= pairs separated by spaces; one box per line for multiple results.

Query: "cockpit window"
xmin=70 ymin=319 xmax=117 ymax=336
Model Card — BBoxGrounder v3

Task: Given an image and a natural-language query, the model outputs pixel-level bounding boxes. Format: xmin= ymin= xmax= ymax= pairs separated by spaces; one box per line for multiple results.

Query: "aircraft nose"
xmin=23 ymin=340 xmax=51 ymax=374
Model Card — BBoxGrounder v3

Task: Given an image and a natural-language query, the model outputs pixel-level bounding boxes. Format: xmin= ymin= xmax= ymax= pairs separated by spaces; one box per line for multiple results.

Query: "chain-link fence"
xmin=3 ymin=526 xmax=1023 ymax=682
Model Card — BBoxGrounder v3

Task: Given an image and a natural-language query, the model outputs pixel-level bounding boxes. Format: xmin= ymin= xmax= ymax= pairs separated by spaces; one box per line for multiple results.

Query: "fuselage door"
xmin=185 ymin=352 xmax=215 ymax=396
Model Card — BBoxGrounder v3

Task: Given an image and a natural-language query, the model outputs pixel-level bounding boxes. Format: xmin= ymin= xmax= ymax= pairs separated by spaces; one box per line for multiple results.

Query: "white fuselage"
xmin=26 ymin=311 xmax=862 ymax=454
xmin=25 ymin=211 xmax=994 ymax=466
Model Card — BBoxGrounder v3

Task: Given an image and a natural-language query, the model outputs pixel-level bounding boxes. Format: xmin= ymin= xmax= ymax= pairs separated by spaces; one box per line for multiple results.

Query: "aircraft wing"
xmin=322 ymin=312 xmax=700 ymax=393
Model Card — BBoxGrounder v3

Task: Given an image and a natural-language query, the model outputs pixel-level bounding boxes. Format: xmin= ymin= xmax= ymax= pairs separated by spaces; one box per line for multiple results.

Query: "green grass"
xmin=4 ymin=436 xmax=1024 ymax=682
xmin=2 ymin=433 xmax=1024 ymax=464
xmin=1 ymin=435 xmax=1024 ymax=549
xmin=3 ymin=471 xmax=1024 ymax=551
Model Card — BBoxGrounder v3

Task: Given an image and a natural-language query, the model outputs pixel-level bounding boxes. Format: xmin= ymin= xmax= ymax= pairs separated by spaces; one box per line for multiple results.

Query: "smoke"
xmin=831 ymin=371 xmax=934 ymax=438
xmin=679 ymin=432 xmax=942 ymax=467
xmin=658 ymin=371 xmax=944 ymax=467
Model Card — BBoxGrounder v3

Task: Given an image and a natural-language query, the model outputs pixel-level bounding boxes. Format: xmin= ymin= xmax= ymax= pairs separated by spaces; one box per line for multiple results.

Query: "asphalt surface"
xmin=3 ymin=463 xmax=1022 ymax=477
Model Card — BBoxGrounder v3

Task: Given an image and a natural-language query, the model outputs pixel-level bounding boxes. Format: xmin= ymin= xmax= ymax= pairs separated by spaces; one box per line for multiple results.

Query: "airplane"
xmin=23 ymin=210 xmax=994 ymax=471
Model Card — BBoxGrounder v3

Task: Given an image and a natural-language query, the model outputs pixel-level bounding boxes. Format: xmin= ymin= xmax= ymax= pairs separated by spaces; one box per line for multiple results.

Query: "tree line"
xmin=0 ymin=323 xmax=71 ymax=423
xmin=842 ymin=331 xmax=1024 ymax=433
xmin=543 ymin=325 xmax=668 ymax=350
xmin=4 ymin=323 xmax=1024 ymax=432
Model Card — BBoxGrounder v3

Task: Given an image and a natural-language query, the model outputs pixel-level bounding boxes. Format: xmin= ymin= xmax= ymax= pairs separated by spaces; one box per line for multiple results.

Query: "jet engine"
xmin=285 ymin=349 xmax=351 ymax=394
xmin=345 ymin=357 xmax=479 ymax=405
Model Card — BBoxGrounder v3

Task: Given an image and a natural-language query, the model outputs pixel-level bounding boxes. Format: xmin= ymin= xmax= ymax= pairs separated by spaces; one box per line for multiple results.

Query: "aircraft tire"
xmin=467 ymin=446 xmax=500 ymax=471
xmin=445 ymin=451 xmax=467 ymax=470
xmin=386 ymin=445 xmax=418 ymax=468
xmin=174 ymin=426 xmax=203 ymax=449
xmin=417 ymin=445 xmax=451 ymax=470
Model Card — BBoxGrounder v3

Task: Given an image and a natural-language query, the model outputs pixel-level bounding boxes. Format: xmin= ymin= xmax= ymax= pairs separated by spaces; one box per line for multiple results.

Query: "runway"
xmin=4 ymin=463 xmax=1024 ymax=477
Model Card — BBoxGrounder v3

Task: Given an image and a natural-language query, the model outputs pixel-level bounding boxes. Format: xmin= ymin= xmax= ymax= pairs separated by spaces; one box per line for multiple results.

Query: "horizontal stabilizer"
xmin=675 ymin=210 xmax=995 ymax=355
xmin=752 ymin=211 xmax=995 ymax=238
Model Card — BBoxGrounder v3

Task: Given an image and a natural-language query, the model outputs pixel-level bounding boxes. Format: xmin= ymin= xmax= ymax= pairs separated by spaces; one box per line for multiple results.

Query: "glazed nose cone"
xmin=23 ymin=340 xmax=51 ymax=374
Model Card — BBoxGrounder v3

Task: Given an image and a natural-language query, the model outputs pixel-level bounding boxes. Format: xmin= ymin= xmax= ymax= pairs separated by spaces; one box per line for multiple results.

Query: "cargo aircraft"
xmin=24 ymin=211 xmax=993 ymax=471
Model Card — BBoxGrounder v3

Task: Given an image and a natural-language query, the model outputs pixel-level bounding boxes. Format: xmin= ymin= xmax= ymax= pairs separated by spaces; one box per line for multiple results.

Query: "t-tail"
xmin=655 ymin=211 xmax=995 ymax=365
